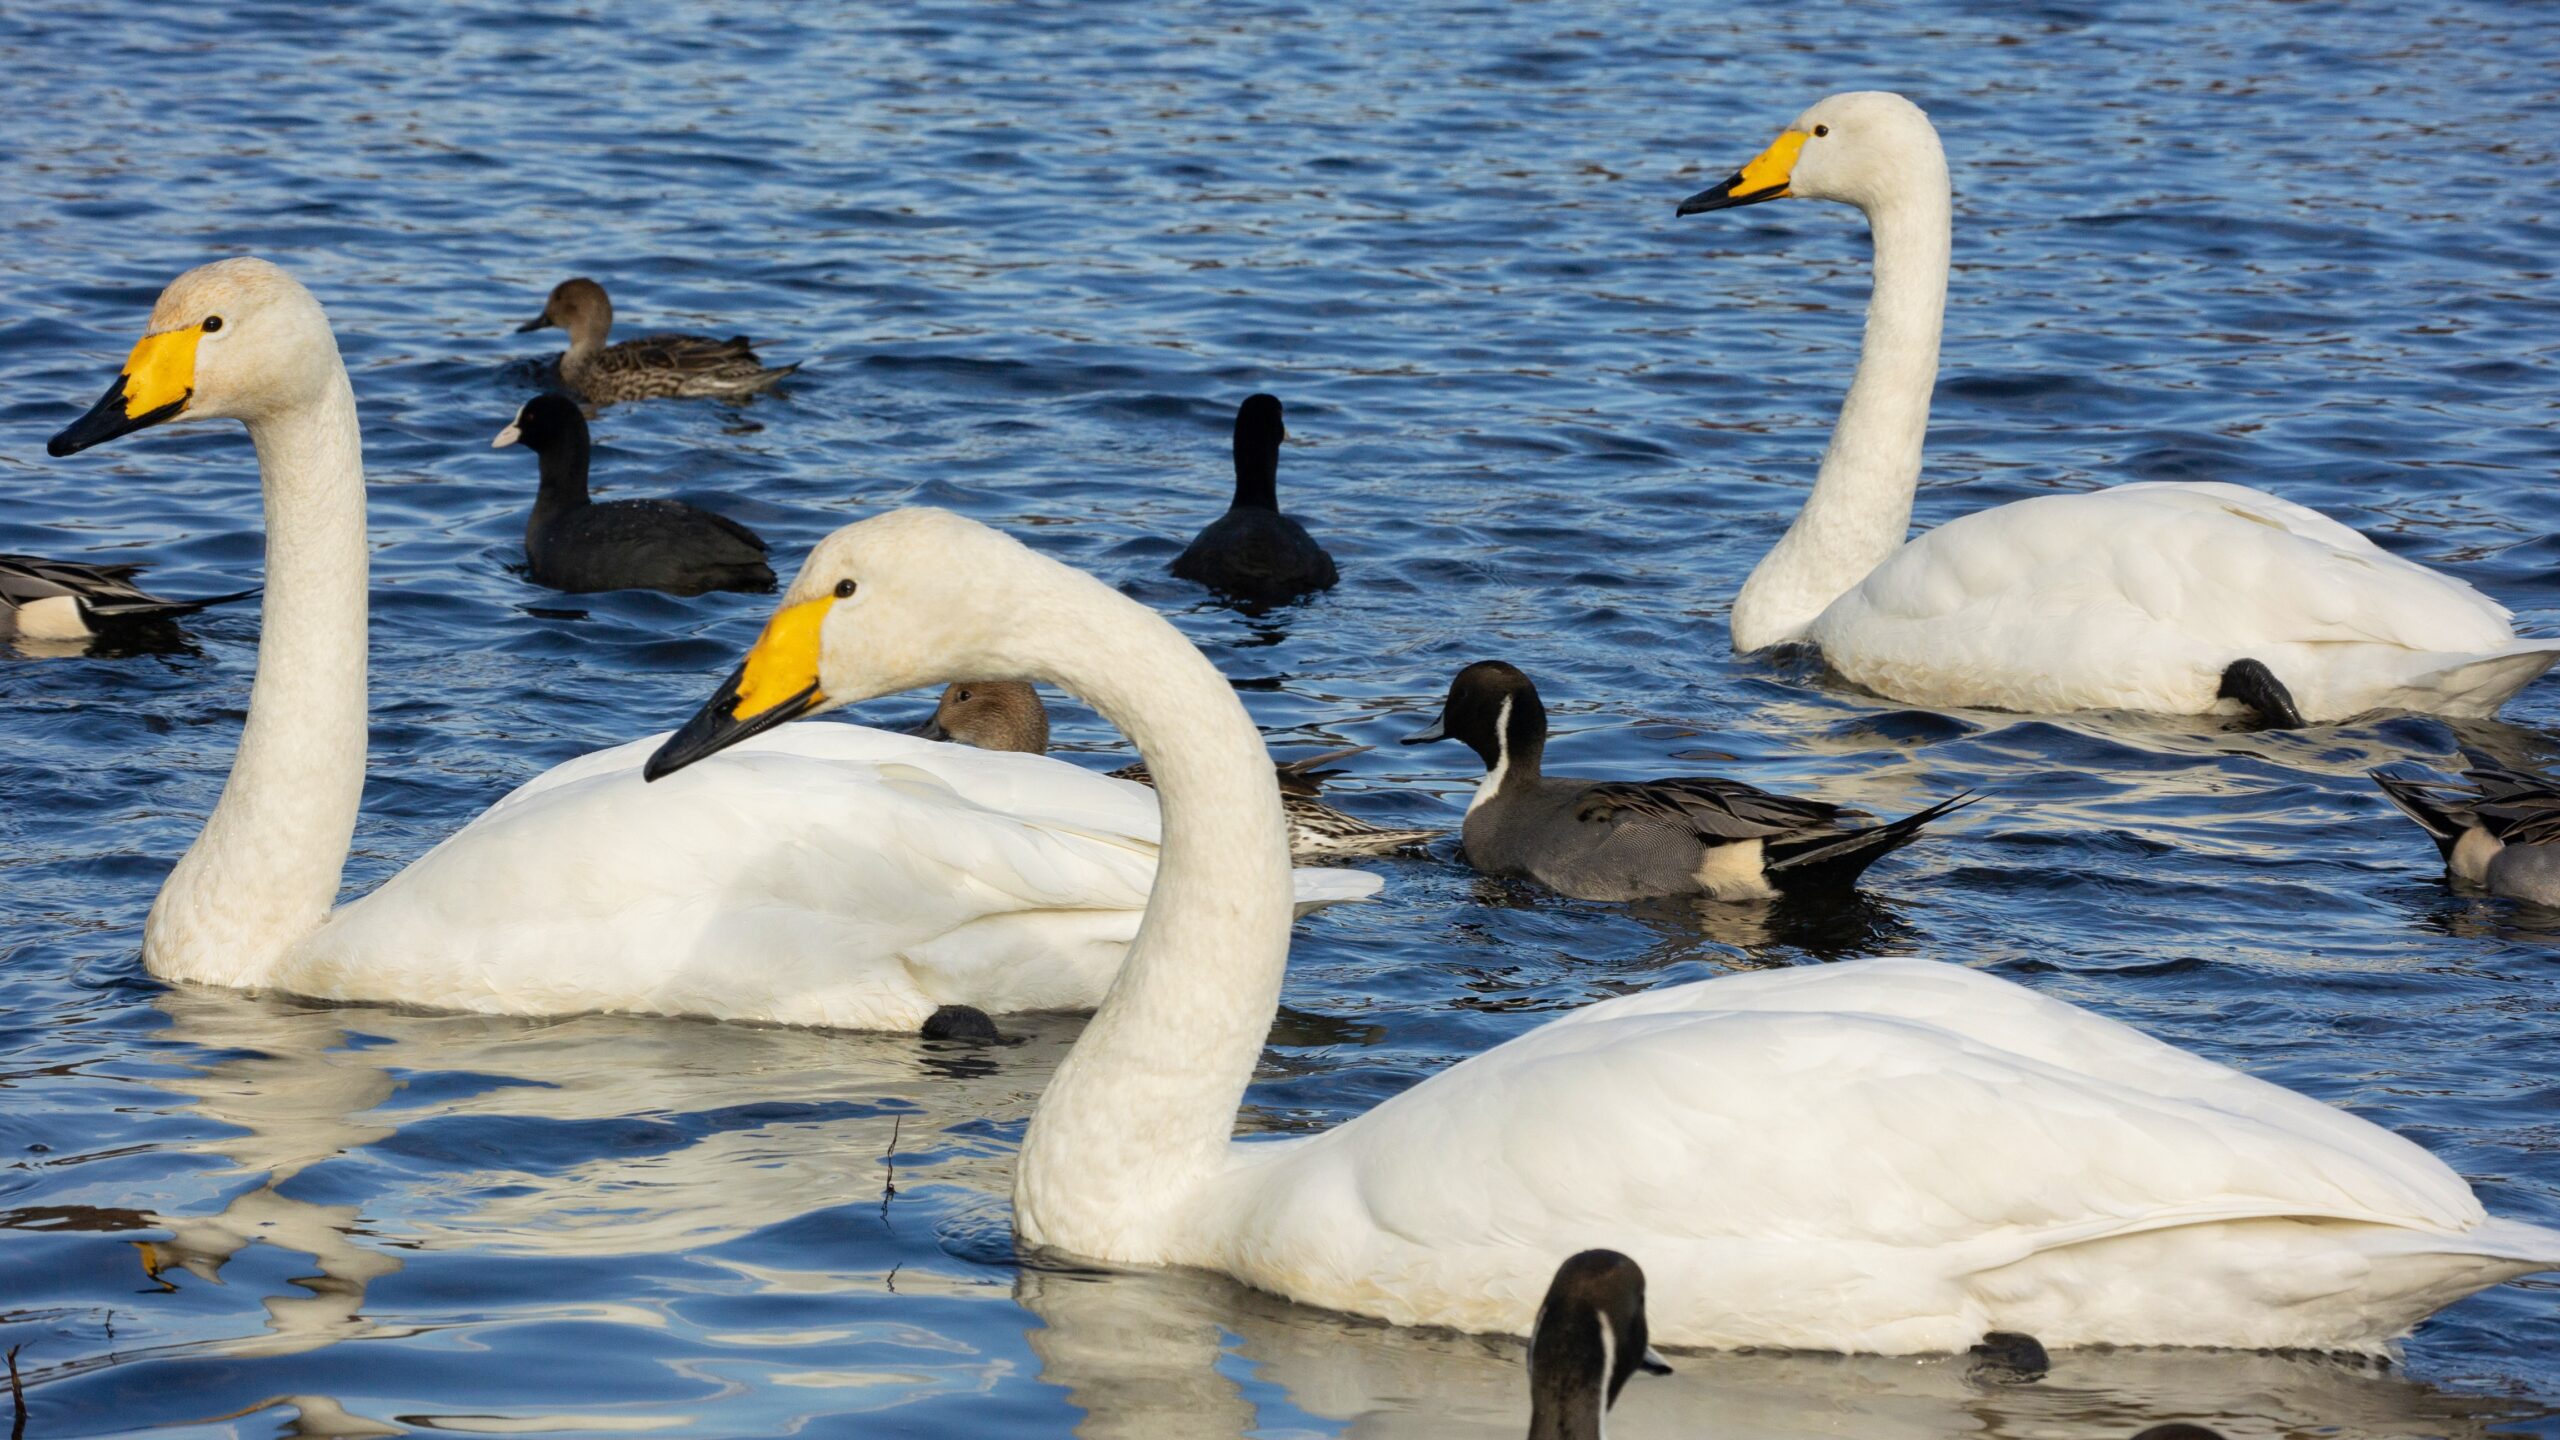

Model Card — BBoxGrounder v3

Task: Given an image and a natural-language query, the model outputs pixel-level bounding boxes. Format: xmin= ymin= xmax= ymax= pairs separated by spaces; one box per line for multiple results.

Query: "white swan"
xmin=44 ymin=258 xmax=1375 ymax=1030
xmin=650 ymin=504 xmax=2560 ymax=1354
xmin=1678 ymin=92 xmax=2559 ymax=726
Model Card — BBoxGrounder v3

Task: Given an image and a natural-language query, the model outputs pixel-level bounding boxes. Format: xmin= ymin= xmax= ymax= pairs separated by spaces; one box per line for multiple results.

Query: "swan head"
xmin=914 ymin=681 xmax=1052 ymax=754
xmin=1401 ymin=660 xmax=1545 ymax=773
xmin=49 ymin=258 xmax=345 ymax=456
xmin=1676 ymin=91 xmax=1943 ymax=219
xmin=1527 ymin=1250 xmax=1671 ymax=1432
xmin=647 ymin=509 xmax=1055 ymax=780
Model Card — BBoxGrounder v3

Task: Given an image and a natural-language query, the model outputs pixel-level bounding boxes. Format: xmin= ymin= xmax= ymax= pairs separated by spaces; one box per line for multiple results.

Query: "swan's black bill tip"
xmin=49 ymin=375 xmax=180 ymax=457
xmin=1676 ymin=174 xmax=1784 ymax=216
xmin=644 ymin=665 xmax=820 ymax=782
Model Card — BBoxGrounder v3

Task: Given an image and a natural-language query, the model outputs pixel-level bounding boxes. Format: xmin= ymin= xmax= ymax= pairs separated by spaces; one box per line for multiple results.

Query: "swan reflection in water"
xmin=11 ymin=987 xmax=2549 ymax=1438
xmin=1017 ymin=1260 xmax=2546 ymax=1440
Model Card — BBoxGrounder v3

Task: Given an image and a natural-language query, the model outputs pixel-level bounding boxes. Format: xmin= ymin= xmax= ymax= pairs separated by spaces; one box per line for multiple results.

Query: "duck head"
xmin=518 ymin=277 xmax=614 ymax=345
xmin=1676 ymin=91 xmax=1945 ymax=219
xmin=50 ymin=257 xmax=344 ymax=456
xmin=1527 ymin=1249 xmax=1670 ymax=1440
xmin=915 ymin=680 xmax=1051 ymax=754
xmin=1402 ymin=660 xmax=1546 ymax=775
xmin=648 ymin=509 xmax=1055 ymax=780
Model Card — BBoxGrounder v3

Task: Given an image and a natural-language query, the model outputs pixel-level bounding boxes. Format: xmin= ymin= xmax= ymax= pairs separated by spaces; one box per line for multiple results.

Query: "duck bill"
xmin=516 ymin=313 xmax=554 ymax=333
xmin=644 ymin=663 xmax=822 ymax=780
xmin=1398 ymin=717 xmax=1448 ymax=745
xmin=1675 ymin=130 xmax=1804 ymax=216
xmin=48 ymin=326 xmax=203 ymax=456
xmin=909 ymin=714 xmax=952 ymax=742
xmin=643 ymin=592 xmax=837 ymax=781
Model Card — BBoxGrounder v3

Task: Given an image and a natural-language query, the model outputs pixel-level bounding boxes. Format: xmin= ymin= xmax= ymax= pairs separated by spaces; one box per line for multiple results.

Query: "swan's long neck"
xmin=144 ymin=371 xmax=369 ymax=986
xmin=1012 ymin=573 xmax=1294 ymax=1260
xmin=1730 ymin=164 xmax=1950 ymax=652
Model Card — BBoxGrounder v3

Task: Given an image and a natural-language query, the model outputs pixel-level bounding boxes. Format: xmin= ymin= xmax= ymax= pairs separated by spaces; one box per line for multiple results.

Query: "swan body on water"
xmin=649 ymin=505 xmax=2560 ymax=1354
xmin=1680 ymin=92 xmax=2559 ymax=725
xmin=44 ymin=258 xmax=1373 ymax=1030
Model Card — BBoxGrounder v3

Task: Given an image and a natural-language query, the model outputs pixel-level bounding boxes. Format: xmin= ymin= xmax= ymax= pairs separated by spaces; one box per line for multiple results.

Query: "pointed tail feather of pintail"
xmin=85 ymin=584 xmax=262 ymax=623
xmin=2370 ymin=766 xmax=2475 ymax=863
xmin=1764 ymin=790 xmax=1980 ymax=888
xmin=1286 ymin=805 xmax=1444 ymax=859
xmin=1273 ymin=744 xmax=1372 ymax=797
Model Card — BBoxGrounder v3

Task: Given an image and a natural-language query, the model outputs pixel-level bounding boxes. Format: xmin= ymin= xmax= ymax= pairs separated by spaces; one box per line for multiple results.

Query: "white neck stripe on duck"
xmin=1468 ymin=695 xmax=1515 ymax=815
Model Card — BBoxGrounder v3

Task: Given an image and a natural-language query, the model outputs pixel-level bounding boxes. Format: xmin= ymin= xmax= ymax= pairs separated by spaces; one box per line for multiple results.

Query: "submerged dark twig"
xmin=880 ymin=1114 xmax=904 ymax=1221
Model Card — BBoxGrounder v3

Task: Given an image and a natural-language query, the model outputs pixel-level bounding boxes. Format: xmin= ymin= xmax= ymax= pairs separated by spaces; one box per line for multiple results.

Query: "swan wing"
xmin=294 ymin=725 xmax=1370 ymax=1026
xmin=1223 ymin=958 xmax=2527 ymax=1350
xmin=1860 ymin=484 xmax=2512 ymax=652
xmin=1818 ymin=483 xmax=2533 ymax=718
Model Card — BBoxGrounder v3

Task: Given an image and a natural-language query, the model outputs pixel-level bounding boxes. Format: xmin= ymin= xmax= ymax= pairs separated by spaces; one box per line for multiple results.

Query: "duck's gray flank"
xmin=1405 ymin=660 xmax=1974 ymax=902
xmin=518 ymin=277 xmax=797 ymax=406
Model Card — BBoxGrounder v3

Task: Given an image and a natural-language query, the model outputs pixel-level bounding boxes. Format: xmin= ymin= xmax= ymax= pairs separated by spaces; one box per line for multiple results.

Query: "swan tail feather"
xmin=1287 ymin=867 xmax=1385 ymax=915
xmin=2395 ymin=641 xmax=2560 ymax=715
xmin=1767 ymin=791 xmax=1979 ymax=888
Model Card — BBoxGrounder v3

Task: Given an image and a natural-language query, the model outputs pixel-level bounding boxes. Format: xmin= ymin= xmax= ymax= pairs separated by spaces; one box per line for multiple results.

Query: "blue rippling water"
xmin=2 ymin=0 xmax=2558 ymax=1435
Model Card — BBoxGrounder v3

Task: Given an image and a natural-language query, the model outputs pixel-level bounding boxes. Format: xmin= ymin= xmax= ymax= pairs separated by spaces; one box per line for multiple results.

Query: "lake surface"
xmin=4 ymin=0 xmax=2559 ymax=1435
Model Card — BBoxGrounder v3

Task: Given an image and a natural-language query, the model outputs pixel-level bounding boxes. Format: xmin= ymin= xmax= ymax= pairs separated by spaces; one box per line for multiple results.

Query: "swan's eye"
xmin=833 ymin=579 xmax=858 ymax=600
xmin=202 ymin=315 xmax=225 ymax=333
xmin=1812 ymin=125 xmax=1829 ymax=138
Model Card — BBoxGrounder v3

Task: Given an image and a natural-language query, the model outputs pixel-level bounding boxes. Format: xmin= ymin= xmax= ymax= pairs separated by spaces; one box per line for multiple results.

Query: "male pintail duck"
xmin=0 ymin=554 xmax=256 ymax=645
xmin=2373 ymin=756 xmax=2560 ymax=906
xmin=1525 ymin=1250 xmax=1670 ymax=1440
xmin=1403 ymin=660 xmax=1972 ymax=901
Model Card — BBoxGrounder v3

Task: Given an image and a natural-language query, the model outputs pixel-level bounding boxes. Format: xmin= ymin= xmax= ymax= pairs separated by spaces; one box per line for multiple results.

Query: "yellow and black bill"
xmin=49 ymin=324 xmax=203 ymax=457
xmin=1675 ymin=131 xmax=1805 ymax=216
xmin=643 ymin=593 xmax=834 ymax=781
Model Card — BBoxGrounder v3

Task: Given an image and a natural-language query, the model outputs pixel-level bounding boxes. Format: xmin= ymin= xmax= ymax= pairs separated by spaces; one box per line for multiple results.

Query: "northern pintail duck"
xmin=1526 ymin=1250 xmax=1669 ymax=1440
xmin=916 ymin=680 xmax=1442 ymax=859
xmin=493 ymin=395 xmax=774 ymax=596
xmin=1402 ymin=661 xmax=1973 ymax=901
xmin=1170 ymin=393 xmax=1338 ymax=604
xmin=2373 ymin=756 xmax=2560 ymax=906
xmin=0 ymin=554 xmax=256 ymax=645
xmin=517 ymin=277 xmax=795 ymax=406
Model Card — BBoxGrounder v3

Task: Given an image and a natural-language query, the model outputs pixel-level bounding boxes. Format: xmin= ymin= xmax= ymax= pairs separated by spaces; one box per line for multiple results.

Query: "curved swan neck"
xmin=145 ymin=369 xmax=369 ymax=985
xmin=1731 ymin=153 xmax=1951 ymax=652
xmin=1011 ymin=572 xmax=1294 ymax=1258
